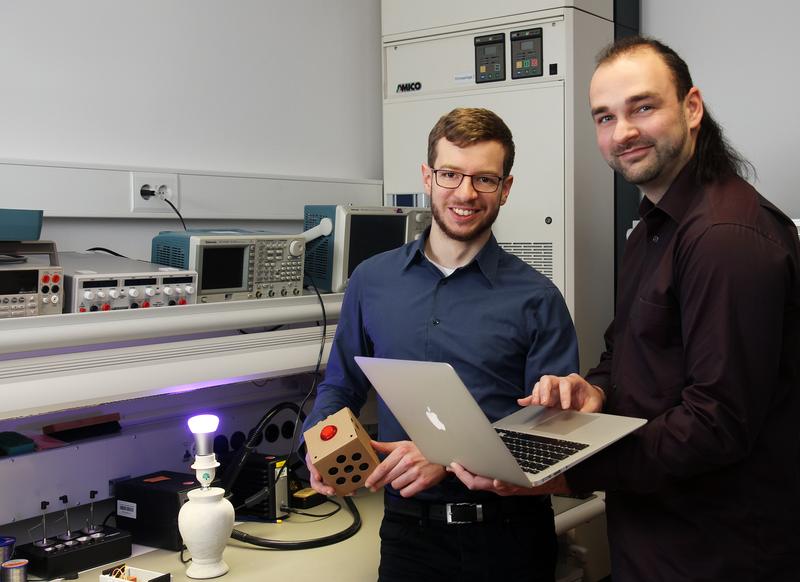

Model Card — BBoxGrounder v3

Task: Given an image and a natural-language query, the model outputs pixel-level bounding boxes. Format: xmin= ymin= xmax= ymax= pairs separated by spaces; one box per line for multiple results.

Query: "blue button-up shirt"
xmin=304 ymin=230 xmax=579 ymax=500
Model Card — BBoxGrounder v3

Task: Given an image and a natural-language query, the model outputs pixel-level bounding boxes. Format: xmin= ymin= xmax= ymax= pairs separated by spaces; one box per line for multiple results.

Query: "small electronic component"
xmin=291 ymin=487 xmax=326 ymax=509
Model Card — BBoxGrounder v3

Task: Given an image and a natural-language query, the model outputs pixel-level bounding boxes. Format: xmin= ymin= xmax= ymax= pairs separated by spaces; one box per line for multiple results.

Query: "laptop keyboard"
xmin=495 ymin=429 xmax=589 ymax=474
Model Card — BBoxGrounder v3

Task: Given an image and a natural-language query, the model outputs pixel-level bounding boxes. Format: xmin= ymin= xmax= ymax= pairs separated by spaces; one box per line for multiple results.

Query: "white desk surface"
xmin=80 ymin=491 xmax=383 ymax=582
xmin=77 ymin=491 xmax=604 ymax=582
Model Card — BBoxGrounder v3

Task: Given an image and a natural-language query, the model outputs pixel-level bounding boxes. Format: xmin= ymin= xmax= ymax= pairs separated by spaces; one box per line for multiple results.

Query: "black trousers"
xmin=378 ymin=497 xmax=557 ymax=582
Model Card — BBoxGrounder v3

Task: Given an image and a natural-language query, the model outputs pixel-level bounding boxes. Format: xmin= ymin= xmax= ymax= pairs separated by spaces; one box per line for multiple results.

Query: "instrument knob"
xmin=289 ymin=240 xmax=305 ymax=257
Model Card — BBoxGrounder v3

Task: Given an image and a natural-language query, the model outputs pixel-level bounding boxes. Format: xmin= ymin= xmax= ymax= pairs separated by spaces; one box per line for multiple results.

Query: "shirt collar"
xmin=402 ymin=227 xmax=501 ymax=286
xmin=640 ymin=159 xmax=699 ymax=229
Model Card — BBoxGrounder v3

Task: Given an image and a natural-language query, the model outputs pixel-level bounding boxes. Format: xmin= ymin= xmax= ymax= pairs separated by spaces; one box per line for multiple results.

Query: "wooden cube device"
xmin=303 ymin=407 xmax=379 ymax=496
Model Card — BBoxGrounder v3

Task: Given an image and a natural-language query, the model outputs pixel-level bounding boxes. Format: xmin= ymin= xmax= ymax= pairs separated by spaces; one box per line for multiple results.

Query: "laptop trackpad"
xmin=534 ymin=411 xmax=598 ymax=436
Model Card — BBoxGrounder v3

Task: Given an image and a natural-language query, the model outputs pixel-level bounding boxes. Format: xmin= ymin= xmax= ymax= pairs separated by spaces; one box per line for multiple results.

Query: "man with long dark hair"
xmin=451 ymin=37 xmax=800 ymax=581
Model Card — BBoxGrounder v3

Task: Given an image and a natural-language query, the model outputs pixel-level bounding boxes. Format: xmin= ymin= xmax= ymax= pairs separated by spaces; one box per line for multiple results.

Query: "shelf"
xmin=0 ymin=295 xmax=342 ymax=420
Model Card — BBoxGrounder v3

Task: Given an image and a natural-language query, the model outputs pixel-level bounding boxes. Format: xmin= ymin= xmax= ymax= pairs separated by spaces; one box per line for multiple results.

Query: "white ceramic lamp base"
xmin=178 ymin=487 xmax=235 ymax=579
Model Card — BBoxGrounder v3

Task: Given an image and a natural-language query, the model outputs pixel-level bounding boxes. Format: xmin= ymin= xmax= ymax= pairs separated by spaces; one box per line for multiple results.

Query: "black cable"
xmin=102 ymin=510 xmax=116 ymax=527
xmin=230 ymin=496 xmax=360 ymax=550
xmin=180 ymin=545 xmax=191 ymax=564
xmin=282 ymin=498 xmax=341 ymax=518
xmin=163 ymin=197 xmax=187 ymax=231
xmin=220 ymin=401 xmax=306 ymax=496
xmin=85 ymin=247 xmax=127 ymax=257
xmin=273 ymin=274 xmax=327 ymax=489
xmin=225 ymin=273 xmax=357 ymax=550
xmin=226 ymin=274 xmax=326 ymax=498
xmin=0 ymin=254 xmax=27 ymax=264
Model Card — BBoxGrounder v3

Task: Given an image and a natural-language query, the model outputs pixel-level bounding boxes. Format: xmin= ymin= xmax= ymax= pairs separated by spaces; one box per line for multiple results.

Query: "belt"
xmin=384 ymin=493 xmax=546 ymax=526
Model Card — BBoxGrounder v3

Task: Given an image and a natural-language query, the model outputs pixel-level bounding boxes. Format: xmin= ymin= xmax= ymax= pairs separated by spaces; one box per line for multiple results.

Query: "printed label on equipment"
xmin=117 ymin=499 xmax=137 ymax=519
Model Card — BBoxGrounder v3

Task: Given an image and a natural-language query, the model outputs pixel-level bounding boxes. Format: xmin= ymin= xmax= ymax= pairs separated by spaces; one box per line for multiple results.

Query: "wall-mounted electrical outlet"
xmin=130 ymin=172 xmax=180 ymax=214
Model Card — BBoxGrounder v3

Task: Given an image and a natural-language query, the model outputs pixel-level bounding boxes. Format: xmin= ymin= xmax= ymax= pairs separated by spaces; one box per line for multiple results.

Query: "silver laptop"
xmin=354 ymin=356 xmax=646 ymax=487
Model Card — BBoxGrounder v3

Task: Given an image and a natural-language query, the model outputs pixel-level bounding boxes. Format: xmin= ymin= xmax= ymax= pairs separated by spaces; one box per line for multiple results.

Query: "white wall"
xmin=0 ymin=1 xmax=383 ymax=255
xmin=642 ymin=0 xmax=800 ymax=218
xmin=0 ymin=0 xmax=382 ymax=180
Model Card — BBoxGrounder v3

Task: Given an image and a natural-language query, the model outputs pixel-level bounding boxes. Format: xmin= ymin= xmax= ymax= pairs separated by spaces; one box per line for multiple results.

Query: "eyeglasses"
xmin=432 ymin=169 xmax=505 ymax=193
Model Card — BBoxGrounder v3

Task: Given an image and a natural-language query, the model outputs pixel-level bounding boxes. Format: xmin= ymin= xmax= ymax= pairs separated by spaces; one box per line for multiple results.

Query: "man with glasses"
xmin=303 ymin=107 xmax=578 ymax=581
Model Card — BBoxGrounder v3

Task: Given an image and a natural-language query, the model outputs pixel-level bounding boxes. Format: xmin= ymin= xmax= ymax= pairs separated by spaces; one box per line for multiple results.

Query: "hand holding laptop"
xmin=448 ymin=462 xmax=571 ymax=496
xmin=448 ymin=372 xmax=607 ymax=494
xmin=354 ymin=357 xmax=645 ymax=488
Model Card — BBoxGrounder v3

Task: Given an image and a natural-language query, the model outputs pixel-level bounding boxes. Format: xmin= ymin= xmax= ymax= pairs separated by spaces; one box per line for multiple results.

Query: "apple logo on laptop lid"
xmin=426 ymin=406 xmax=447 ymax=431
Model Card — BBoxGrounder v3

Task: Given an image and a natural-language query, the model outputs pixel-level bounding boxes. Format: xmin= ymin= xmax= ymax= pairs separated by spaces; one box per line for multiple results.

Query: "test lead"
xmin=33 ymin=501 xmax=52 ymax=548
xmin=57 ymin=495 xmax=76 ymax=542
xmin=84 ymin=490 xmax=102 ymax=535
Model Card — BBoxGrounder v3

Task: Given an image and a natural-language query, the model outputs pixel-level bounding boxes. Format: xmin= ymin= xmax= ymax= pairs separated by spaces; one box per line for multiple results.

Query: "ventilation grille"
xmin=153 ymin=244 xmax=185 ymax=268
xmin=500 ymin=241 xmax=554 ymax=281
xmin=304 ymin=212 xmax=331 ymax=279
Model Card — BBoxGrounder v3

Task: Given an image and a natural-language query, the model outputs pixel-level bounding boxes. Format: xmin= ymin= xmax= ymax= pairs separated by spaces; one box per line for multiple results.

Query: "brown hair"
xmin=427 ymin=108 xmax=515 ymax=176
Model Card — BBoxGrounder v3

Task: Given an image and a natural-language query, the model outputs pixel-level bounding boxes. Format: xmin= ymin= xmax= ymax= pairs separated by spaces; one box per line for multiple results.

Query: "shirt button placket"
xmin=431 ymin=277 xmax=446 ymax=328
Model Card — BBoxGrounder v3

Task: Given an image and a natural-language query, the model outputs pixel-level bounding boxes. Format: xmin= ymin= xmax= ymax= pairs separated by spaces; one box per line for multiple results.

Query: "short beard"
xmin=431 ymin=202 xmax=500 ymax=242
xmin=610 ymin=118 xmax=689 ymax=185
xmin=610 ymin=140 xmax=682 ymax=185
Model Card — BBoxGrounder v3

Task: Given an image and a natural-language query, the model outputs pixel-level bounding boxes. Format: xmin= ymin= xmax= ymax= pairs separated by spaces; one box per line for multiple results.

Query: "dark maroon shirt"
xmin=567 ymin=164 xmax=800 ymax=581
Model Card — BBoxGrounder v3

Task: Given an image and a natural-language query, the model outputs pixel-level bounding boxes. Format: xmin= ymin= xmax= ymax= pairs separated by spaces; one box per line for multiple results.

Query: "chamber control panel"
xmin=475 ymin=33 xmax=505 ymax=83
xmin=510 ymin=28 xmax=543 ymax=79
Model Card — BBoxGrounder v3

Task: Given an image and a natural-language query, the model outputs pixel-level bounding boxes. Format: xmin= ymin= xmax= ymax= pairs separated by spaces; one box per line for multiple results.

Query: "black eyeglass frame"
xmin=431 ymin=169 xmax=507 ymax=193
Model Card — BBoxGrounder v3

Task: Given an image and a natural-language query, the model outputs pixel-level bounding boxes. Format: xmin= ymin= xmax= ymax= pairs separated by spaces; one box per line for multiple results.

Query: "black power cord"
xmin=163 ymin=198 xmax=187 ymax=231
xmin=220 ymin=400 xmax=307 ymax=497
xmin=230 ymin=497 xmax=360 ymax=550
xmin=282 ymin=498 xmax=341 ymax=518
xmin=141 ymin=187 xmax=188 ymax=230
xmin=85 ymin=247 xmax=128 ymax=258
xmin=224 ymin=274 xmax=362 ymax=549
